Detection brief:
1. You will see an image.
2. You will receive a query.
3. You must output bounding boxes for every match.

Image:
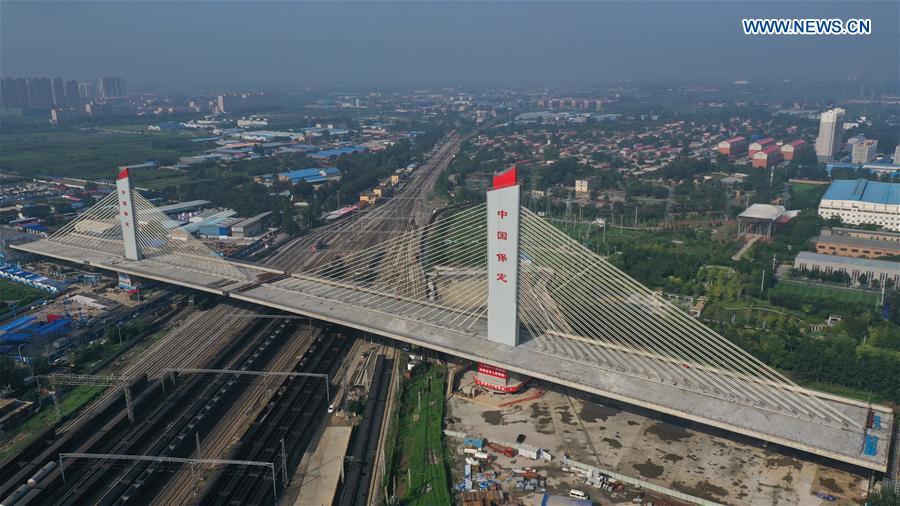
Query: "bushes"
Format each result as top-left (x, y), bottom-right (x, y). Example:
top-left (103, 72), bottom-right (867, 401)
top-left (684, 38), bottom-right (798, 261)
top-left (723, 326), bottom-right (900, 403)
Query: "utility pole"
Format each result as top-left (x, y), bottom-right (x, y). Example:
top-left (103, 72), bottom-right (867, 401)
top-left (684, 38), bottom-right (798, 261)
top-left (760, 270), bottom-right (766, 293)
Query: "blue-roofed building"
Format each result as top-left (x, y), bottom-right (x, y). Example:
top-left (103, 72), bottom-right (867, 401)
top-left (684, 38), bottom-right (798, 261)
top-left (275, 167), bottom-right (342, 185)
top-left (308, 146), bottom-right (368, 159)
top-left (818, 179), bottom-right (900, 232)
top-left (0, 263), bottom-right (65, 294)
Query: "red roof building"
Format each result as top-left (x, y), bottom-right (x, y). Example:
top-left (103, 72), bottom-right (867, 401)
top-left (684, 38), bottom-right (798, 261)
top-left (780, 139), bottom-right (807, 161)
top-left (717, 136), bottom-right (747, 156)
top-left (752, 145), bottom-right (782, 168)
top-left (749, 137), bottom-right (776, 156)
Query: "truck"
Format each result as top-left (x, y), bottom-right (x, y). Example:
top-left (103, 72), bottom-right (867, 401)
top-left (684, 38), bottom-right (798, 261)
top-left (487, 442), bottom-right (516, 458)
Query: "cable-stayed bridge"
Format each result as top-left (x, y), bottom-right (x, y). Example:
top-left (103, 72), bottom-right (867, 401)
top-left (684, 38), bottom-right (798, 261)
top-left (13, 168), bottom-right (893, 472)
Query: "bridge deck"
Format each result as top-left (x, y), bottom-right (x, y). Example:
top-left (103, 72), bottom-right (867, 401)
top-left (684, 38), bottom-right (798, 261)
top-left (14, 239), bottom-right (893, 472)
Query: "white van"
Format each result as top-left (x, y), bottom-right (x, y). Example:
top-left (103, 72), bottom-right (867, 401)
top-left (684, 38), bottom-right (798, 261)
top-left (569, 489), bottom-right (589, 500)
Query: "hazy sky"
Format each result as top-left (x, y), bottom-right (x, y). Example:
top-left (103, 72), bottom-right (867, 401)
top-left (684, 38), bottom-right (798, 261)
top-left (2, 1), bottom-right (898, 90)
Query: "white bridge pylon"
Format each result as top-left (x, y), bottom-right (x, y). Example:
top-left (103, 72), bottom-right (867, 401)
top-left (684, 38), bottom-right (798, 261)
top-left (43, 169), bottom-right (859, 429)
top-left (47, 171), bottom-right (247, 281)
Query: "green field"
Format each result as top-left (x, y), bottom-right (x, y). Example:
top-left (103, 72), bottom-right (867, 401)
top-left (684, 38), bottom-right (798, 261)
top-left (773, 280), bottom-right (881, 306)
top-left (0, 385), bottom-right (104, 461)
top-left (0, 129), bottom-right (203, 179)
top-left (388, 362), bottom-right (451, 505)
top-left (0, 279), bottom-right (46, 308)
top-left (790, 183), bottom-right (827, 210)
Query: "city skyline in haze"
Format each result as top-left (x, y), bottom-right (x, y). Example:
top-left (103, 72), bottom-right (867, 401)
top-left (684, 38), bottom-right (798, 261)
top-left (2, 1), bottom-right (898, 91)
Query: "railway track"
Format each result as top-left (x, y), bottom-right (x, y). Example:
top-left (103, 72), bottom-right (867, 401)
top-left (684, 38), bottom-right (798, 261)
top-left (151, 323), bottom-right (321, 506)
top-left (263, 132), bottom-right (465, 272)
top-left (198, 330), bottom-right (350, 505)
top-left (59, 302), bottom-right (263, 434)
top-left (9, 316), bottom-right (290, 505)
top-left (337, 354), bottom-right (394, 506)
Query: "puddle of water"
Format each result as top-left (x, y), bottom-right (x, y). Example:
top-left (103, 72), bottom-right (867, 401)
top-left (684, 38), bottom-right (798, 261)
top-left (580, 403), bottom-right (620, 423)
top-left (765, 454), bottom-right (802, 470)
top-left (673, 479), bottom-right (730, 501)
top-left (602, 437), bottom-right (622, 449)
top-left (482, 410), bottom-right (503, 425)
top-left (817, 477), bottom-right (845, 494)
top-left (633, 460), bottom-right (664, 479)
top-left (645, 422), bottom-right (691, 442)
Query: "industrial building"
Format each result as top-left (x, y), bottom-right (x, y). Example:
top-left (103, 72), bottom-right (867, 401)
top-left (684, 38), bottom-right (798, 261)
top-left (793, 251), bottom-right (900, 287)
top-left (748, 137), bottom-right (775, 156)
top-left (818, 179), bottom-right (900, 232)
top-left (0, 263), bottom-right (65, 294)
top-left (815, 227), bottom-right (900, 259)
top-left (780, 139), bottom-right (806, 161)
top-left (751, 145), bottom-right (782, 168)
top-left (308, 146), bottom-right (368, 159)
top-left (716, 136), bottom-right (747, 157)
top-left (231, 212), bottom-right (272, 238)
top-left (274, 167), bottom-right (342, 185)
top-left (815, 108), bottom-right (845, 162)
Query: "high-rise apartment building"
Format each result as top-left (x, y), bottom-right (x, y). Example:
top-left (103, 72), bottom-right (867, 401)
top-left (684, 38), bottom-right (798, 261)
top-left (26, 77), bottom-right (54, 108)
top-left (0, 78), bottom-right (30, 108)
top-left (78, 81), bottom-right (96, 100)
top-left (51, 77), bottom-right (66, 106)
top-left (851, 139), bottom-right (878, 164)
top-left (815, 108), bottom-right (845, 162)
top-left (98, 76), bottom-right (126, 98)
top-left (64, 80), bottom-right (80, 105)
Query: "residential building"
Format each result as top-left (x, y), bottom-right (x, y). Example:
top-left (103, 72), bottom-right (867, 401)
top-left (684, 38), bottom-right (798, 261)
top-left (26, 77), bottom-right (53, 108)
top-left (717, 136), bottom-right (747, 156)
top-left (818, 179), bottom-right (900, 232)
top-left (815, 227), bottom-right (900, 259)
top-left (51, 77), bottom-right (66, 107)
top-left (575, 179), bottom-right (589, 194)
top-left (752, 145), bottom-right (782, 168)
top-left (815, 108), bottom-right (845, 162)
top-left (98, 76), bottom-right (126, 98)
top-left (749, 137), bottom-right (776, 156)
top-left (781, 139), bottom-right (806, 161)
top-left (78, 81), bottom-right (96, 100)
top-left (1, 78), bottom-right (29, 108)
top-left (64, 80), bottom-right (80, 105)
top-left (851, 139), bottom-right (878, 164)
top-left (793, 251), bottom-right (899, 287)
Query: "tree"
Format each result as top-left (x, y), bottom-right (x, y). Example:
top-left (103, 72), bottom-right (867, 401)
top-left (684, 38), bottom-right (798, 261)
top-left (0, 357), bottom-right (25, 396)
top-left (868, 486), bottom-right (900, 506)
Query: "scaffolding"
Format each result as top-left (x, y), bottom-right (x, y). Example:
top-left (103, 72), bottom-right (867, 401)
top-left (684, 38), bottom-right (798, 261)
top-left (44, 373), bottom-right (134, 422)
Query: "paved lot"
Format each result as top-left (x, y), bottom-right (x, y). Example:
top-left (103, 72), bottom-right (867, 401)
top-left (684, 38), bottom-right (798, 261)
top-left (446, 376), bottom-right (869, 506)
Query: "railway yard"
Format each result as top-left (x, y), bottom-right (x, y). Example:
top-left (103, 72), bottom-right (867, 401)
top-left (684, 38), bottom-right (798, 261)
top-left (0, 132), bottom-right (465, 505)
top-left (4, 128), bottom-right (895, 506)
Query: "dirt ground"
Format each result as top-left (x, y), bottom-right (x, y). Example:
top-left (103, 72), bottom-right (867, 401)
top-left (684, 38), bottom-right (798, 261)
top-left (446, 375), bottom-right (870, 506)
